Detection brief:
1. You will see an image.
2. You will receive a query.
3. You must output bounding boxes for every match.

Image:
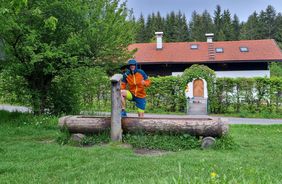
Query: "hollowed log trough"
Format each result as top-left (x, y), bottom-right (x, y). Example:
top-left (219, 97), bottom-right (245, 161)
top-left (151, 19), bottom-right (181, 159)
top-left (59, 116), bottom-right (229, 137)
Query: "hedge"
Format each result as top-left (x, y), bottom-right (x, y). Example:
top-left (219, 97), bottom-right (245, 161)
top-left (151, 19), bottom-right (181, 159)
top-left (1, 68), bottom-right (281, 115)
top-left (209, 77), bottom-right (282, 114)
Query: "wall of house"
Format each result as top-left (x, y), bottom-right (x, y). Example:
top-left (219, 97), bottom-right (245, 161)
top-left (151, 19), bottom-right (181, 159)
top-left (172, 70), bottom-right (270, 78)
top-left (215, 70), bottom-right (270, 78)
top-left (140, 62), bottom-right (269, 77)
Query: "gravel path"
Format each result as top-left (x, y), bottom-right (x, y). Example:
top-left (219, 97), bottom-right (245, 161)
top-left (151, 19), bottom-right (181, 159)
top-left (128, 113), bottom-right (282, 125)
top-left (1, 105), bottom-right (281, 125)
top-left (0, 104), bottom-right (31, 113)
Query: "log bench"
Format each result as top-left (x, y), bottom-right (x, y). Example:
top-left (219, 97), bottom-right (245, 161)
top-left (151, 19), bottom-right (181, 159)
top-left (59, 116), bottom-right (228, 137)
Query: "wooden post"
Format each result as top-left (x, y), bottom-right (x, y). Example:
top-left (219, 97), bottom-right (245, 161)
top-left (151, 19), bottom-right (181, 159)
top-left (110, 74), bottom-right (123, 141)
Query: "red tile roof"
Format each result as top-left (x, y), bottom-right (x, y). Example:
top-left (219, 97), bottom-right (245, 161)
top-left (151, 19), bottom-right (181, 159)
top-left (128, 39), bottom-right (282, 64)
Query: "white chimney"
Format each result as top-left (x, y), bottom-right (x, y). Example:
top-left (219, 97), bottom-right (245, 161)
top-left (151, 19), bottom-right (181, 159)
top-left (155, 32), bottom-right (163, 50)
top-left (205, 33), bottom-right (214, 43)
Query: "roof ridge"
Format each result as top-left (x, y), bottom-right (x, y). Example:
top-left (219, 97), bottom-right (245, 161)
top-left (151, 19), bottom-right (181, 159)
top-left (130, 39), bottom-right (275, 45)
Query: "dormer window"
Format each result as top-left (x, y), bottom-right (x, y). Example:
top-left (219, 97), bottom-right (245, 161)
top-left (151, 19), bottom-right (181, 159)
top-left (215, 48), bottom-right (224, 53)
top-left (190, 44), bottom-right (198, 49)
top-left (240, 47), bottom-right (249, 52)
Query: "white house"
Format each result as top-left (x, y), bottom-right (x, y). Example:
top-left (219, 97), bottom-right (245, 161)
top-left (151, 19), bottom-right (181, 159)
top-left (128, 33), bottom-right (282, 99)
top-left (128, 33), bottom-right (282, 114)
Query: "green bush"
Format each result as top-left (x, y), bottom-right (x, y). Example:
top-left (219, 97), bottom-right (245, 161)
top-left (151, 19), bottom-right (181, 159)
top-left (0, 69), bottom-right (31, 105)
top-left (210, 77), bottom-right (282, 114)
top-left (123, 132), bottom-right (201, 151)
top-left (146, 76), bottom-right (186, 113)
top-left (77, 67), bottom-right (111, 111)
top-left (47, 67), bottom-right (111, 115)
top-left (1, 63), bottom-right (281, 116)
top-left (270, 62), bottom-right (282, 77)
top-left (48, 69), bottom-right (81, 115)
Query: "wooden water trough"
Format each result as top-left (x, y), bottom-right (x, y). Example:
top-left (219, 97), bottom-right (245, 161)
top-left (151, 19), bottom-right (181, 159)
top-left (58, 74), bottom-right (229, 142)
top-left (59, 116), bottom-right (229, 137)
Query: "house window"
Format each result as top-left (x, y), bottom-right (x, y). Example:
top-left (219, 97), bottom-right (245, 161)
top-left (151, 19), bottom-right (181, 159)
top-left (240, 47), bottom-right (249, 52)
top-left (215, 48), bottom-right (224, 53)
top-left (190, 44), bottom-right (198, 49)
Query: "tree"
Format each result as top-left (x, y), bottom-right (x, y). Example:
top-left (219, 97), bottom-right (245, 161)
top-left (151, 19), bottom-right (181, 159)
top-left (146, 11), bottom-right (165, 42)
top-left (232, 14), bottom-right (240, 40)
top-left (270, 62), bottom-right (282, 77)
top-left (145, 14), bottom-right (153, 41)
top-left (163, 11), bottom-right (189, 42)
top-left (165, 11), bottom-right (178, 42)
top-left (259, 5), bottom-right (277, 39)
top-left (155, 11), bottom-right (164, 32)
top-left (189, 10), bottom-right (214, 41)
top-left (178, 12), bottom-right (190, 41)
top-left (275, 13), bottom-right (282, 48)
top-left (222, 10), bottom-right (233, 41)
top-left (0, 0), bottom-right (135, 114)
top-left (135, 14), bottom-right (146, 43)
top-left (214, 5), bottom-right (223, 41)
top-left (240, 12), bottom-right (261, 40)
top-left (202, 10), bottom-right (215, 35)
top-left (189, 11), bottom-right (202, 41)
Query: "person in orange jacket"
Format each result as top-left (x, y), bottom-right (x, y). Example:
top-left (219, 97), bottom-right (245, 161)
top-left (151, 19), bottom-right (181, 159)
top-left (121, 59), bottom-right (151, 117)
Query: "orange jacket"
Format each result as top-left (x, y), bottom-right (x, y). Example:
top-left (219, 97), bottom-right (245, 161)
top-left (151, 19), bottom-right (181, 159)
top-left (121, 69), bottom-right (150, 98)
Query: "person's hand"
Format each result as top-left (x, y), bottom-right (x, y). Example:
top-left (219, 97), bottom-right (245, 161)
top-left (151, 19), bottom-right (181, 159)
top-left (141, 80), bottom-right (145, 85)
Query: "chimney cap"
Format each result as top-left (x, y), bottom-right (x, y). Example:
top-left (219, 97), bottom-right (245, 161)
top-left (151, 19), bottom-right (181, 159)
top-left (155, 32), bottom-right (163, 35)
top-left (205, 33), bottom-right (214, 37)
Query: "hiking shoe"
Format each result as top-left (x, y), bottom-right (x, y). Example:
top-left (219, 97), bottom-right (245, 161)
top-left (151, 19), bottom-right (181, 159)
top-left (121, 110), bottom-right (127, 117)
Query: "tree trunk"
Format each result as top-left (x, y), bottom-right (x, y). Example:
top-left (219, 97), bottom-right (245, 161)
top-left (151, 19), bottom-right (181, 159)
top-left (59, 116), bottom-right (229, 137)
top-left (26, 72), bottom-right (53, 115)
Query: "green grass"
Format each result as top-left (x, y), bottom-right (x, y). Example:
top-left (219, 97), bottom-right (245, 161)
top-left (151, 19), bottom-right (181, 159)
top-left (1, 111), bottom-right (282, 183)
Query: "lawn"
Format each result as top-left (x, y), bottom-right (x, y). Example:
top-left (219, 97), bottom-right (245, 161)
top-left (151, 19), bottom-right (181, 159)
top-left (0, 111), bottom-right (282, 183)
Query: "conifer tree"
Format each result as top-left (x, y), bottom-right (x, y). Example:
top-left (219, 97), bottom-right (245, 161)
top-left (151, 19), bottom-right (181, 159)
top-left (240, 12), bottom-right (261, 40)
top-left (222, 10), bottom-right (233, 41)
top-left (259, 5), bottom-right (277, 39)
top-left (214, 5), bottom-right (223, 41)
top-left (232, 14), bottom-right (240, 40)
top-left (135, 14), bottom-right (146, 43)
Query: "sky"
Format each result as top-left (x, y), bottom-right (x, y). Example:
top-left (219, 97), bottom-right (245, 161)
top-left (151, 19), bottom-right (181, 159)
top-left (125, 0), bottom-right (282, 22)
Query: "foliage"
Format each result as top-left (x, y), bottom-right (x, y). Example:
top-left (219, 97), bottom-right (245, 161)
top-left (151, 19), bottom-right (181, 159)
top-left (0, 66), bottom-right (111, 115)
top-left (214, 134), bottom-right (238, 150)
top-left (146, 76), bottom-right (186, 113)
top-left (210, 77), bottom-right (282, 114)
top-left (270, 62), bottom-right (282, 77)
top-left (123, 133), bottom-right (201, 151)
top-left (146, 74), bottom-right (281, 115)
top-left (49, 66), bottom-right (111, 115)
top-left (48, 69), bottom-right (81, 115)
top-left (76, 67), bottom-right (111, 112)
top-left (165, 11), bottom-right (189, 42)
top-left (0, 69), bottom-right (31, 105)
top-left (135, 11), bottom-right (189, 42)
top-left (189, 11), bottom-right (214, 41)
top-left (0, 0), bottom-right (134, 114)
top-left (57, 127), bottom-right (237, 152)
top-left (56, 126), bottom-right (71, 145)
top-left (135, 14), bottom-right (146, 43)
top-left (182, 64), bottom-right (216, 85)
top-left (57, 129), bottom-right (111, 146)
top-left (133, 5), bottom-right (282, 48)
top-left (40, 66), bottom-right (281, 116)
